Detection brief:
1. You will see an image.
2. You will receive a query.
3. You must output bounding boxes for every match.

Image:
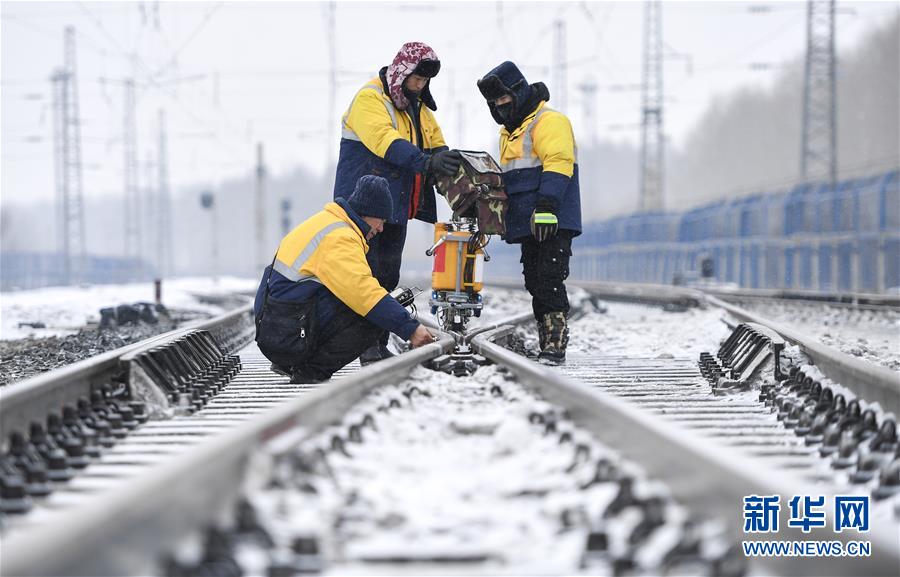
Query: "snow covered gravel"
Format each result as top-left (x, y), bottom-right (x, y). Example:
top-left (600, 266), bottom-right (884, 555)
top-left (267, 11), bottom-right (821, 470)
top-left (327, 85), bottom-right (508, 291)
top-left (1, 276), bottom-right (257, 341)
top-left (496, 287), bottom-right (732, 361)
top-left (0, 277), bottom-right (257, 386)
top-left (0, 321), bottom-right (180, 387)
top-left (725, 299), bottom-right (900, 372)
top-left (235, 364), bottom-right (730, 575)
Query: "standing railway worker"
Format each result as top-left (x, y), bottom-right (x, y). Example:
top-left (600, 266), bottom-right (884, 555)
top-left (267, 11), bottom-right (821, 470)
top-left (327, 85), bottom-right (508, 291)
top-left (254, 175), bottom-right (435, 384)
top-left (476, 61), bottom-right (582, 365)
top-left (334, 41), bottom-right (462, 365)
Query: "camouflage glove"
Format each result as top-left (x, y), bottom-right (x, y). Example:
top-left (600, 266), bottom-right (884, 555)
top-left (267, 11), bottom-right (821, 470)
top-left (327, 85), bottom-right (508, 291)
top-left (530, 201), bottom-right (558, 242)
top-left (426, 150), bottom-right (463, 178)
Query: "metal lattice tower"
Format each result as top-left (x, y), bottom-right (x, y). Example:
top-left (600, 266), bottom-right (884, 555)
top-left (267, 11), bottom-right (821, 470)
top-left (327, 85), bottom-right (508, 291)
top-left (255, 142), bottom-right (267, 273)
top-left (577, 76), bottom-right (598, 147)
top-left (51, 26), bottom-right (87, 285)
top-left (156, 109), bottom-right (173, 278)
top-left (801, 0), bottom-right (837, 186)
top-left (553, 19), bottom-right (567, 112)
top-left (123, 78), bottom-right (141, 272)
top-left (639, 0), bottom-right (665, 212)
top-left (280, 198), bottom-right (292, 237)
top-left (143, 151), bottom-right (155, 268)
top-left (326, 1), bottom-right (336, 175)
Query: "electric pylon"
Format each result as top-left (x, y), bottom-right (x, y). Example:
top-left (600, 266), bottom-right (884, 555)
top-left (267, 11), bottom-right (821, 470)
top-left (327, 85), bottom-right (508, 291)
top-left (639, 0), bottom-right (665, 212)
top-left (801, 0), bottom-right (837, 186)
top-left (51, 26), bottom-right (87, 284)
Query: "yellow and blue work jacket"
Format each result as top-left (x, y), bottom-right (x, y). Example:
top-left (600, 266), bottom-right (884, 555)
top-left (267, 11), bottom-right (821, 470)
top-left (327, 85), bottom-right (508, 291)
top-left (253, 199), bottom-right (419, 339)
top-left (333, 71), bottom-right (448, 225)
top-left (498, 101), bottom-right (582, 242)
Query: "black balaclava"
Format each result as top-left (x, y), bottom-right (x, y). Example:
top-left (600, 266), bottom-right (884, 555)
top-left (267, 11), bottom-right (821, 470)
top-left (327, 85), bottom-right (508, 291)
top-left (477, 61), bottom-right (550, 132)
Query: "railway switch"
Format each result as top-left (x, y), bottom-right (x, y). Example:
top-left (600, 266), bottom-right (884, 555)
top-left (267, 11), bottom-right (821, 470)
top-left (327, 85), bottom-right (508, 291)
top-left (699, 322), bottom-right (785, 392)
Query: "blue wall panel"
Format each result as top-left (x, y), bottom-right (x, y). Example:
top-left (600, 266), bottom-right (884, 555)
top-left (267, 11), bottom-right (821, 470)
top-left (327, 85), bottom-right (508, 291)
top-left (506, 169), bottom-right (898, 293)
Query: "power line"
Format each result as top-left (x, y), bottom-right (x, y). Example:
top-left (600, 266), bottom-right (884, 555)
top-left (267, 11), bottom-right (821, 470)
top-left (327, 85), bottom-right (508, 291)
top-left (75, 0), bottom-right (246, 165)
top-left (149, 2), bottom-right (224, 82)
top-left (1, 14), bottom-right (114, 57)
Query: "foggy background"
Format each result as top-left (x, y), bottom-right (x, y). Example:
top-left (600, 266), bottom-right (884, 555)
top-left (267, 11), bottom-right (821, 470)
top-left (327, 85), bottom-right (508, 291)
top-left (1, 1), bottom-right (898, 282)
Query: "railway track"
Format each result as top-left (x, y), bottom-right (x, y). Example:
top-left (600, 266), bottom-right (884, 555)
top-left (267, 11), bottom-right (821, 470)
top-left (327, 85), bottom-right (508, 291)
top-left (1, 284), bottom-right (898, 576)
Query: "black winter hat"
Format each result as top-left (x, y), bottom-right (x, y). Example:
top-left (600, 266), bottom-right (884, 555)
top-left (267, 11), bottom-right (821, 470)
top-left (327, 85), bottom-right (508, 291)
top-left (477, 61), bottom-right (532, 108)
top-left (348, 175), bottom-right (393, 220)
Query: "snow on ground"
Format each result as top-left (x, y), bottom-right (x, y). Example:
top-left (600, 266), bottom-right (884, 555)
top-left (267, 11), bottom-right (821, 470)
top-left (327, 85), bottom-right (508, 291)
top-left (470, 287), bottom-right (897, 377)
top-left (568, 298), bottom-right (731, 360)
top-left (0, 276), bottom-right (258, 340)
top-left (478, 285), bottom-right (732, 360)
top-left (241, 364), bottom-right (712, 575)
top-left (732, 300), bottom-right (900, 372)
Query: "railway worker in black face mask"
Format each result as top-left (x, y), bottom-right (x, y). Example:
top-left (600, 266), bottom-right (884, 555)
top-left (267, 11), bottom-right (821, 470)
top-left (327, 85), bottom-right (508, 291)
top-left (477, 61), bottom-right (583, 365)
top-left (254, 175), bottom-right (435, 384)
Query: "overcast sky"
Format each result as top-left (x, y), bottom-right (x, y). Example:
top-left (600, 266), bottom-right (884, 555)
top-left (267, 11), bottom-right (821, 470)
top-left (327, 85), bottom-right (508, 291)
top-left (2, 0), bottom-right (895, 206)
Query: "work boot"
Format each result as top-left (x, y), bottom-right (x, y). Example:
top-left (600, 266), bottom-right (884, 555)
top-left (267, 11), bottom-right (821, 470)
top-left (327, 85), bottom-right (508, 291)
top-left (359, 344), bottom-right (395, 366)
top-left (538, 312), bottom-right (568, 365)
top-left (290, 368), bottom-right (323, 385)
top-left (537, 319), bottom-right (548, 351)
top-left (269, 363), bottom-right (292, 378)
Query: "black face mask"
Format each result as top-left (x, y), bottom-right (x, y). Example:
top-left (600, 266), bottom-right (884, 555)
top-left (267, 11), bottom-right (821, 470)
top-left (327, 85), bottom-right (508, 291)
top-left (489, 101), bottom-right (515, 126)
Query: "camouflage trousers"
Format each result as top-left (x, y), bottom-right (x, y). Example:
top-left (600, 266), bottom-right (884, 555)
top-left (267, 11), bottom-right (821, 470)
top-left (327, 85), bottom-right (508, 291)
top-left (519, 230), bottom-right (574, 321)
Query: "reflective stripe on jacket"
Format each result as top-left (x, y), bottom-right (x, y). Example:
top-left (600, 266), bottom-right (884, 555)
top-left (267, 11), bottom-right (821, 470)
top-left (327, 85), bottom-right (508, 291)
top-left (272, 202), bottom-right (386, 318)
top-left (334, 75), bottom-right (447, 225)
top-left (497, 101), bottom-right (582, 242)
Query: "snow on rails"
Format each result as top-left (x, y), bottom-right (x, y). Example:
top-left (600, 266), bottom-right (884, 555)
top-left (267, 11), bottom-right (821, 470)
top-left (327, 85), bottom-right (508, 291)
top-left (0, 283), bottom-right (898, 576)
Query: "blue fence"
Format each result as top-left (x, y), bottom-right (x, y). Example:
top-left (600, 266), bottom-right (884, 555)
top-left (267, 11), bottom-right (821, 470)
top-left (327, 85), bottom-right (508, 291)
top-left (0, 253), bottom-right (153, 291)
top-left (488, 169), bottom-right (900, 294)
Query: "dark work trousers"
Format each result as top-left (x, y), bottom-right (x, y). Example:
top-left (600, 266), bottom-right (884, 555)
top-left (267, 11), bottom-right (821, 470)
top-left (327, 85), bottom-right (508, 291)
top-left (365, 222), bottom-right (407, 347)
top-left (520, 230), bottom-right (574, 321)
top-left (296, 299), bottom-right (382, 381)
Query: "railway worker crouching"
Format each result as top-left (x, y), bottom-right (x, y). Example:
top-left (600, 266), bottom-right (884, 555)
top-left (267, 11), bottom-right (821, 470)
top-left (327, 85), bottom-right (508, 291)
top-left (477, 61), bottom-right (582, 365)
top-left (334, 40), bottom-right (463, 365)
top-left (254, 175), bottom-right (435, 384)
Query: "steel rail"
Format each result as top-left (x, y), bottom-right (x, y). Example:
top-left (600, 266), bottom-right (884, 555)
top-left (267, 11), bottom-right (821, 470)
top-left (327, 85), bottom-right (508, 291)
top-left (488, 277), bottom-right (705, 308)
top-left (416, 309), bottom-right (535, 344)
top-left (0, 305), bottom-right (254, 444)
top-left (484, 280), bottom-right (898, 415)
top-left (1, 332), bottom-right (456, 577)
top-left (702, 286), bottom-right (900, 310)
top-left (706, 295), bottom-right (900, 416)
top-left (461, 311), bottom-right (535, 343)
top-left (470, 326), bottom-right (900, 577)
top-left (481, 280), bottom-right (898, 406)
top-left (4, 282), bottom-right (896, 575)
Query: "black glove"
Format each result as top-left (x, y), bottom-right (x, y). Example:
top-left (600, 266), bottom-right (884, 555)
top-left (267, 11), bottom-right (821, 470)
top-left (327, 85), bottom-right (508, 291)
top-left (427, 149), bottom-right (463, 177)
top-left (530, 199), bottom-right (558, 242)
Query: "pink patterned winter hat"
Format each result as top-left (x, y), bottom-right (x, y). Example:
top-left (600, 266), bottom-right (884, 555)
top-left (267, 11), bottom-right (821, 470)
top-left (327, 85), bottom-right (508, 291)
top-left (386, 42), bottom-right (440, 111)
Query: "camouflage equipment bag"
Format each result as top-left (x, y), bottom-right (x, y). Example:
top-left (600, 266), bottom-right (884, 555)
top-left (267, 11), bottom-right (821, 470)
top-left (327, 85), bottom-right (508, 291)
top-left (435, 150), bottom-right (508, 236)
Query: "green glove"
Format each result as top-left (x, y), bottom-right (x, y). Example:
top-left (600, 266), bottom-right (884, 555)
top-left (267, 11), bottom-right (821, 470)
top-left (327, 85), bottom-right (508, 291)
top-left (530, 209), bottom-right (558, 242)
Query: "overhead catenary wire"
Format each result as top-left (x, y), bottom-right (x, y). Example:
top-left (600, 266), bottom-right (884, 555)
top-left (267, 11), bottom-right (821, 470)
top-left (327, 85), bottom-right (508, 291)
top-left (74, 0), bottom-right (247, 165)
